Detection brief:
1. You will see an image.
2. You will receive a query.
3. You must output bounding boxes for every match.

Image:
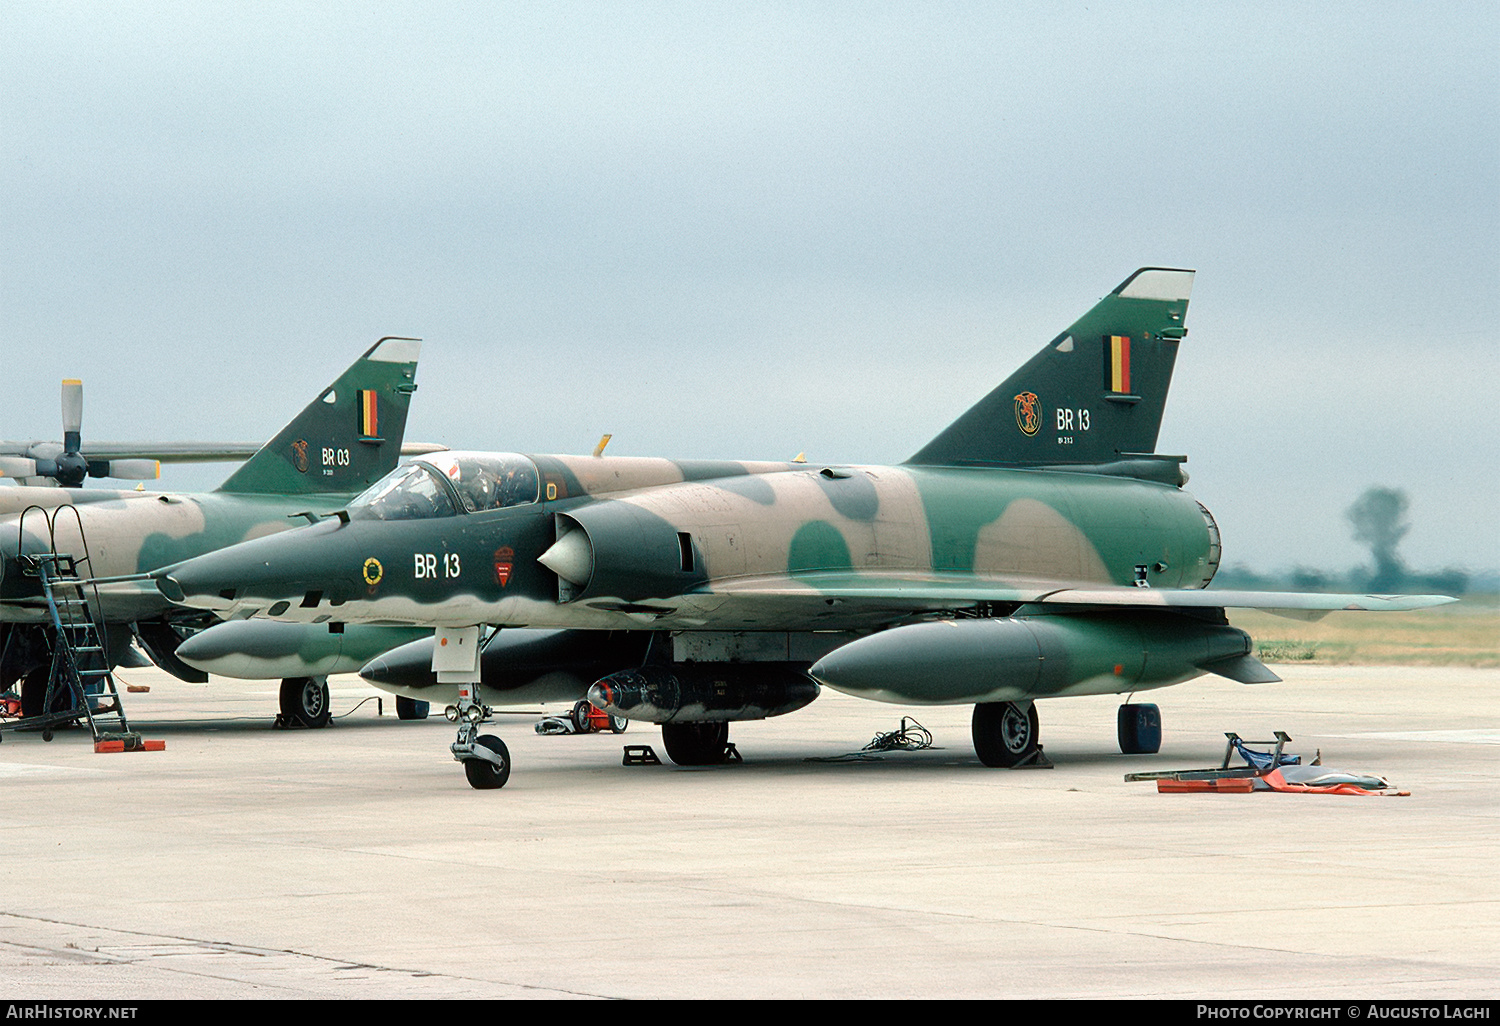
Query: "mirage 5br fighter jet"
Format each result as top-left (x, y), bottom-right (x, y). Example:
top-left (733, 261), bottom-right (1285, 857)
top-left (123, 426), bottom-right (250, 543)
top-left (154, 270), bottom-right (1454, 788)
top-left (0, 337), bottom-right (430, 728)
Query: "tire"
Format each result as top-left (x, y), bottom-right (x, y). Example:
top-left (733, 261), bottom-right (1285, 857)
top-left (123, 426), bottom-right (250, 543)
top-left (280, 677), bottom-right (331, 729)
top-left (396, 696), bottom-right (430, 721)
top-left (463, 734), bottom-right (511, 789)
top-left (572, 699), bottom-right (594, 733)
top-left (609, 715), bottom-right (628, 734)
top-left (661, 721), bottom-right (729, 766)
top-left (972, 701), bottom-right (1040, 768)
top-left (1117, 703), bottom-right (1162, 754)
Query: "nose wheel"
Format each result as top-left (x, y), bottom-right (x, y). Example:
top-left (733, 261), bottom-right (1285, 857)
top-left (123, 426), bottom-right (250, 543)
top-left (449, 697), bottom-right (510, 789)
top-left (461, 733), bottom-right (511, 789)
top-left (435, 626), bottom-right (513, 789)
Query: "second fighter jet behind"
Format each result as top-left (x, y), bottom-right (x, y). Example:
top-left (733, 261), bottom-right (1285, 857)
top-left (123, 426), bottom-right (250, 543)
top-left (154, 269), bottom-right (1454, 786)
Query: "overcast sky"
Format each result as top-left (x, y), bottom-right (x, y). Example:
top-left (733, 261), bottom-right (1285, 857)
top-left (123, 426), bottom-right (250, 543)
top-left (3, 2), bottom-right (1495, 576)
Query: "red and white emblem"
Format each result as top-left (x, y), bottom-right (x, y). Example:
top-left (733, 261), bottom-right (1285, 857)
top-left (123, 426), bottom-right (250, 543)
top-left (493, 546), bottom-right (515, 587)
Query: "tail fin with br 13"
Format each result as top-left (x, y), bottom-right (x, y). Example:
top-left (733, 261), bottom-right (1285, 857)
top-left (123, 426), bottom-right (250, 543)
top-left (906, 267), bottom-right (1193, 470)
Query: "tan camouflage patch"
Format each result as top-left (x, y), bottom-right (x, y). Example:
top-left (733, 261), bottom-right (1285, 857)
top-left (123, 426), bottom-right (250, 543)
top-left (973, 498), bottom-right (1111, 583)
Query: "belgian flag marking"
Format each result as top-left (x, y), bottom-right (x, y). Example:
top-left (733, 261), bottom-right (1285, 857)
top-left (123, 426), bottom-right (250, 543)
top-left (358, 389), bottom-right (380, 440)
top-left (1104, 335), bottom-right (1131, 394)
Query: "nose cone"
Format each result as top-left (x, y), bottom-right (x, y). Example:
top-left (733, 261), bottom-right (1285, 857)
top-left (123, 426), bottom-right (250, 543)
top-left (154, 519), bottom-right (357, 619)
top-left (809, 632), bottom-right (906, 695)
top-left (585, 676), bottom-right (626, 716)
top-left (177, 619), bottom-right (347, 679)
top-left (810, 620), bottom-right (1040, 704)
top-left (360, 636), bottom-right (437, 690)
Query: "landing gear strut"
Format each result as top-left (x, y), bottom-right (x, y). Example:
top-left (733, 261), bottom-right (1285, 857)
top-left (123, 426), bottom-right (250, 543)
top-left (453, 705), bottom-right (510, 789)
top-left (449, 692), bottom-right (510, 788)
top-left (436, 627), bottom-right (510, 790)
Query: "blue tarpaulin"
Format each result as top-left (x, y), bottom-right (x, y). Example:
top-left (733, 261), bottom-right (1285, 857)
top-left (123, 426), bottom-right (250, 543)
top-left (1232, 738), bottom-right (1301, 769)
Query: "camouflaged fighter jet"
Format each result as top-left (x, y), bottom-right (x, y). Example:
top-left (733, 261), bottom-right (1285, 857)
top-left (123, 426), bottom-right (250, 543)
top-left (153, 269), bottom-right (1455, 788)
top-left (0, 337), bottom-right (429, 727)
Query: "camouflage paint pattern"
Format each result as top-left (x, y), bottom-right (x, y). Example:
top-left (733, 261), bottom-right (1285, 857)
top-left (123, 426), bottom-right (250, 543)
top-left (175, 620), bottom-right (433, 680)
top-left (0, 338), bottom-right (422, 686)
top-left (156, 271), bottom-right (1454, 714)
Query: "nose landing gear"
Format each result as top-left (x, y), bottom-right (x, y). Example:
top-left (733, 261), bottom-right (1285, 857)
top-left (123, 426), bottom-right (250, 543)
top-left (436, 626), bottom-right (512, 790)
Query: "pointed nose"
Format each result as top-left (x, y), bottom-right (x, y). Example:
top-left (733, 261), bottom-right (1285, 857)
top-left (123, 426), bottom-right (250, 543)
top-left (152, 520), bottom-right (355, 619)
top-left (154, 545), bottom-right (277, 614)
top-left (359, 638), bottom-right (437, 689)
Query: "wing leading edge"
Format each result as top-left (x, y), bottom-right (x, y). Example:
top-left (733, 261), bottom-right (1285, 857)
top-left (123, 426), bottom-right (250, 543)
top-left (702, 572), bottom-right (1456, 621)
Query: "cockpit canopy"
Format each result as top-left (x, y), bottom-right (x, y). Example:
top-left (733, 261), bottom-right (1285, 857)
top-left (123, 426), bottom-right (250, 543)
top-left (348, 452), bottom-right (540, 521)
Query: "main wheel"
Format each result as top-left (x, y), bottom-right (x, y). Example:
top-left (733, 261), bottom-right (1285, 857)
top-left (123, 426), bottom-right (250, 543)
top-left (661, 721), bottom-right (729, 766)
top-left (1117, 703), bottom-right (1162, 754)
top-left (463, 734), bottom-right (511, 789)
top-left (396, 696), bottom-right (430, 721)
top-left (279, 677), bottom-right (331, 729)
top-left (972, 700), bottom-right (1040, 768)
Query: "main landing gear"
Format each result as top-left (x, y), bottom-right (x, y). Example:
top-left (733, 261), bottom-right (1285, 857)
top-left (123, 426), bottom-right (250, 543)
top-left (279, 677), bottom-right (331, 729)
top-left (971, 700), bottom-right (1043, 767)
top-left (660, 721), bottom-right (731, 766)
top-left (1117, 702), bottom-right (1161, 754)
top-left (971, 699), bottom-right (1165, 767)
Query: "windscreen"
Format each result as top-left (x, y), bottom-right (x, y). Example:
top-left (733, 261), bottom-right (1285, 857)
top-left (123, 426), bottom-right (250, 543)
top-left (347, 462), bottom-right (459, 521)
top-left (347, 452), bottom-right (541, 521)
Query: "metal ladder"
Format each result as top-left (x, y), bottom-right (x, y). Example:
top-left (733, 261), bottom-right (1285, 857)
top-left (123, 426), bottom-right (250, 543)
top-left (38, 553), bottom-right (139, 745)
top-left (0, 505), bottom-right (143, 748)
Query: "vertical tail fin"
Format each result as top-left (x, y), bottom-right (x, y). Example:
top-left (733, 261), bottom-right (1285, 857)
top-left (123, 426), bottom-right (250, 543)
top-left (217, 337), bottom-right (421, 495)
top-left (906, 268), bottom-right (1193, 468)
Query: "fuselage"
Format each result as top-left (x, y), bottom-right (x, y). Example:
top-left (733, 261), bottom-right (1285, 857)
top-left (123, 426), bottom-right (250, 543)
top-left (0, 486), bottom-right (359, 623)
top-left (158, 452), bottom-right (1219, 634)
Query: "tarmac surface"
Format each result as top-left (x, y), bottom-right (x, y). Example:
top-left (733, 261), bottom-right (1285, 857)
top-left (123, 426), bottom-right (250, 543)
top-left (0, 663), bottom-right (1495, 1000)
